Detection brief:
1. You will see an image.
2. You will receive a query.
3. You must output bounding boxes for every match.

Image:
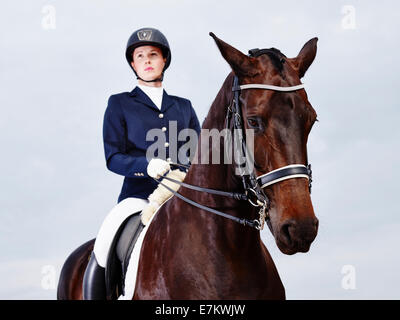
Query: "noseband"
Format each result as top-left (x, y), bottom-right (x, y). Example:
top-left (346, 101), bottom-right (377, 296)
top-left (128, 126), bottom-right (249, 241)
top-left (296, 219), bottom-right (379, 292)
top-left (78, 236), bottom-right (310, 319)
top-left (153, 49), bottom-right (313, 230)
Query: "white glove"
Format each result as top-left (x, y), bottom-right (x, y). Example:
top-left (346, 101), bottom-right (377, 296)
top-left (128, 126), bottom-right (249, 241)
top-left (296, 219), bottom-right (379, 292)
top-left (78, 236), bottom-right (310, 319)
top-left (147, 158), bottom-right (170, 178)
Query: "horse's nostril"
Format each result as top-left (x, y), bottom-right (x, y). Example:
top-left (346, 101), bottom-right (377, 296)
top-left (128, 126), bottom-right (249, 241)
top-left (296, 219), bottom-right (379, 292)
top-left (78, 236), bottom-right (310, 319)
top-left (279, 217), bottom-right (318, 250)
top-left (313, 218), bottom-right (319, 230)
top-left (280, 220), bottom-right (296, 246)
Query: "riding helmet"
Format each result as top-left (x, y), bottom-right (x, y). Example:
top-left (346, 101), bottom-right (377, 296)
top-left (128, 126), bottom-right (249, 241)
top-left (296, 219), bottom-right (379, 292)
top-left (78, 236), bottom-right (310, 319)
top-left (125, 27), bottom-right (171, 75)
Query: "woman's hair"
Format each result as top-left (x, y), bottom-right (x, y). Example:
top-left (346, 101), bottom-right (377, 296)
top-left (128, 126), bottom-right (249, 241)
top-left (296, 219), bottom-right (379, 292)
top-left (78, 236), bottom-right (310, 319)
top-left (131, 44), bottom-right (167, 61)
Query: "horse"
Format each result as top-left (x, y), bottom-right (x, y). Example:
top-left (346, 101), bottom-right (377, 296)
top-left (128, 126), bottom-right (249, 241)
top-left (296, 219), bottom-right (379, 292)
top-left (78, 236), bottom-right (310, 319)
top-left (57, 32), bottom-right (319, 300)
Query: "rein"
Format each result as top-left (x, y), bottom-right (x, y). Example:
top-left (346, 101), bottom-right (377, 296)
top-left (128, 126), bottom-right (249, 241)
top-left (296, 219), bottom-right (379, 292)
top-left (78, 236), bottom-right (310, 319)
top-left (153, 174), bottom-right (260, 229)
top-left (152, 49), bottom-right (313, 230)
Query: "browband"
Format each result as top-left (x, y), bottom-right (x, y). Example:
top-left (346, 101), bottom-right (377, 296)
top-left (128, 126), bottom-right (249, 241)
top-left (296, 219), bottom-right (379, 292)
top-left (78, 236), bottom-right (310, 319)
top-left (233, 83), bottom-right (305, 92)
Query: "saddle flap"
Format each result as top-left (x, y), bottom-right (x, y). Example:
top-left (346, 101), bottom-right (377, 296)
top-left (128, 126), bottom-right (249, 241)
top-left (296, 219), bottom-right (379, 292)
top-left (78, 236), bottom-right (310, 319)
top-left (105, 212), bottom-right (144, 300)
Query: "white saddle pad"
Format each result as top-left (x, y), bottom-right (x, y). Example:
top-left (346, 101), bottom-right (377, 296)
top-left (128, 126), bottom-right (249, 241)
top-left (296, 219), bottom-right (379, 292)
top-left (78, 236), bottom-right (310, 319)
top-left (118, 200), bottom-right (168, 300)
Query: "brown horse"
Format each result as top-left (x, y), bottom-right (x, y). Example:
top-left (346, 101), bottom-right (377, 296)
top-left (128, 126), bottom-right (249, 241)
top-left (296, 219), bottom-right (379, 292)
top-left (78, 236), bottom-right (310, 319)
top-left (58, 33), bottom-right (319, 300)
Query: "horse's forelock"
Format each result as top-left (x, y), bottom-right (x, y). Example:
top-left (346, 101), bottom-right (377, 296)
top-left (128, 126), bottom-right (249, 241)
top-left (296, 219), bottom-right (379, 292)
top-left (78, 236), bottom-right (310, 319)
top-left (258, 48), bottom-right (287, 73)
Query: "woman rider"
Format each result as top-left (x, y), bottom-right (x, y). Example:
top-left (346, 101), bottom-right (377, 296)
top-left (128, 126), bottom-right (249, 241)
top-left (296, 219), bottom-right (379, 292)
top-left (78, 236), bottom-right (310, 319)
top-left (82, 27), bottom-right (201, 299)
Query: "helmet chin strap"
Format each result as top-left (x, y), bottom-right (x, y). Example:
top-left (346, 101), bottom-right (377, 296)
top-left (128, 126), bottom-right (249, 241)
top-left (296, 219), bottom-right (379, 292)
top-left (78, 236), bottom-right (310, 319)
top-left (136, 72), bottom-right (164, 83)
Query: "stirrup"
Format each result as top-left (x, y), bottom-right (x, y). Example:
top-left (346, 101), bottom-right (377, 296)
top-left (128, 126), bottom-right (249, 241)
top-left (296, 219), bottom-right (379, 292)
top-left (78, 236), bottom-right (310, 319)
top-left (83, 252), bottom-right (106, 300)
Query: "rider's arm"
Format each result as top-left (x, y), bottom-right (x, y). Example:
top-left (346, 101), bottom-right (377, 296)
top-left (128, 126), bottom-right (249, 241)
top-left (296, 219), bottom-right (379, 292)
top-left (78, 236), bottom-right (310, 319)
top-left (103, 95), bottom-right (149, 178)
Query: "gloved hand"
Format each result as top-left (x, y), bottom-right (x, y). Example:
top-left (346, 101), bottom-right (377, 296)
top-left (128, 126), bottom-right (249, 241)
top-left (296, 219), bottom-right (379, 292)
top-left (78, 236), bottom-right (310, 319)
top-left (147, 158), bottom-right (170, 178)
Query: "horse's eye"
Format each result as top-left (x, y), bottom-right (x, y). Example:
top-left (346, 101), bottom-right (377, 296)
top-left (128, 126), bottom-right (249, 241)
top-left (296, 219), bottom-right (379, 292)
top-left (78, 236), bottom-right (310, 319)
top-left (247, 118), bottom-right (259, 128)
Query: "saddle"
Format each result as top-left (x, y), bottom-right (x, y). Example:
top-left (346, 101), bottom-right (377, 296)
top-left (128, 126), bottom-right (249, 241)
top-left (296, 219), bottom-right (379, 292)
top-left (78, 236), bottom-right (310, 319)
top-left (104, 169), bottom-right (187, 300)
top-left (105, 212), bottom-right (144, 300)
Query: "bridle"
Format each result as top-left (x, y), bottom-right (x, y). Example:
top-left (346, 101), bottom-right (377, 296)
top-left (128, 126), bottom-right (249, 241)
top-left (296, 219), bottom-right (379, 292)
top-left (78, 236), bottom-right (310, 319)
top-left (153, 49), bottom-right (313, 230)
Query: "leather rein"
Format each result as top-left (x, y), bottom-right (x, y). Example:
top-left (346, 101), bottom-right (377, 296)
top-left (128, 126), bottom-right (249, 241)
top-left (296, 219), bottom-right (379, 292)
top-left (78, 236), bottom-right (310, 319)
top-left (153, 50), bottom-right (312, 230)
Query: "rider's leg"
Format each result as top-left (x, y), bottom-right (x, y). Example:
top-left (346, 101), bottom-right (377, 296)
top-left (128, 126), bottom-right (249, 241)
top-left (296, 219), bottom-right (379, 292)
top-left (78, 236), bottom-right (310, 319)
top-left (82, 197), bottom-right (148, 300)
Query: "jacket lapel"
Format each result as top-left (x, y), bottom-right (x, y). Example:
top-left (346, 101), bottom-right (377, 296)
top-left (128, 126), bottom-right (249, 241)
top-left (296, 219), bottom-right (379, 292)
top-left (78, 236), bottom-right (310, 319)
top-left (160, 90), bottom-right (175, 113)
top-left (129, 86), bottom-right (175, 113)
top-left (129, 86), bottom-right (159, 111)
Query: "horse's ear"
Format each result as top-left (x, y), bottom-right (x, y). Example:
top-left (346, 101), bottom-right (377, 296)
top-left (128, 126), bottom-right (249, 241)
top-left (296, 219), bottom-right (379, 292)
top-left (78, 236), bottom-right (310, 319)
top-left (288, 37), bottom-right (318, 78)
top-left (209, 32), bottom-right (259, 77)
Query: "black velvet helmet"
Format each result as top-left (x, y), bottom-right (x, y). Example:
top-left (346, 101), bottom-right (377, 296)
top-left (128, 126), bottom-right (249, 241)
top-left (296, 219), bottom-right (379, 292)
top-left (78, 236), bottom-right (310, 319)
top-left (125, 27), bottom-right (171, 75)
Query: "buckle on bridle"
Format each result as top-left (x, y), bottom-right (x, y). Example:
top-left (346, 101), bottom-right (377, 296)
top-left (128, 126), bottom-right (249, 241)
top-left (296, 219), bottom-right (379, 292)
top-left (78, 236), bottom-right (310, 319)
top-left (252, 201), bottom-right (268, 230)
top-left (307, 163), bottom-right (312, 194)
top-left (245, 188), bottom-right (269, 230)
top-left (246, 188), bottom-right (264, 207)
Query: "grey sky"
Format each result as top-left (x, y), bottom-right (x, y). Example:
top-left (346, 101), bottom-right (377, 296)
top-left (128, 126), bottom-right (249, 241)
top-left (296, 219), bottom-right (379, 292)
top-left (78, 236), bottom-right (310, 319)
top-left (0, 0), bottom-right (399, 299)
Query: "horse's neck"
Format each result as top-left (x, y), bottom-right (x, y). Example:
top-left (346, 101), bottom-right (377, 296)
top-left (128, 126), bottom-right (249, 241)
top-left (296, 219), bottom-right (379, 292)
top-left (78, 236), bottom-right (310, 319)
top-left (201, 73), bottom-right (233, 131)
top-left (177, 73), bottom-right (260, 248)
top-left (179, 163), bottom-right (261, 253)
top-left (184, 72), bottom-right (240, 203)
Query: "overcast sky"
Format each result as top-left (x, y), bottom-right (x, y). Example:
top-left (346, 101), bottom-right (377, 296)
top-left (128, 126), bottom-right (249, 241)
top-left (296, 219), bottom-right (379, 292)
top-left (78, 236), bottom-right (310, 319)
top-left (1, 0), bottom-right (399, 299)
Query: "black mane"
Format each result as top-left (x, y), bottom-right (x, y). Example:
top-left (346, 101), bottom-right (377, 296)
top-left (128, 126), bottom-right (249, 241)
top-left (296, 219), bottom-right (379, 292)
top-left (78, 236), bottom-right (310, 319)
top-left (251, 47), bottom-right (286, 73)
top-left (264, 48), bottom-right (286, 72)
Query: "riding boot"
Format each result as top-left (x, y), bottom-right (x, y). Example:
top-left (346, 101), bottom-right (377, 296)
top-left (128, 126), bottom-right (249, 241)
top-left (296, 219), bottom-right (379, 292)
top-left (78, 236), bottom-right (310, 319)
top-left (83, 252), bottom-right (106, 300)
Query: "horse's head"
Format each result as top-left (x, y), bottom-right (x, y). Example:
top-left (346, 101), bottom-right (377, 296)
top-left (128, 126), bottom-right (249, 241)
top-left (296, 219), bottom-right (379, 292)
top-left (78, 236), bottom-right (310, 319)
top-left (211, 33), bottom-right (319, 255)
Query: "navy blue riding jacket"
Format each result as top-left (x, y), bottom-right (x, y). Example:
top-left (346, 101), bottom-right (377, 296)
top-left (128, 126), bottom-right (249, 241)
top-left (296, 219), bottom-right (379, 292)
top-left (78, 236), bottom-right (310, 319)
top-left (103, 86), bottom-right (201, 203)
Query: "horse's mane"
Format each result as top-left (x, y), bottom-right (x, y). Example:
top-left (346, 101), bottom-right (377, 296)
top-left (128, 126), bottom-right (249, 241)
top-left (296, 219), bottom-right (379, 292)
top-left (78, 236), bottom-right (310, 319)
top-left (201, 72), bottom-right (235, 131)
top-left (262, 48), bottom-right (286, 72)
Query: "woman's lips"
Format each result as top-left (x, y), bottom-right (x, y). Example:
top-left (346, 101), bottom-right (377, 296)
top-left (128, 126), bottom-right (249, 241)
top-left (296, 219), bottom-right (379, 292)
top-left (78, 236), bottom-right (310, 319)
top-left (145, 67), bottom-right (154, 71)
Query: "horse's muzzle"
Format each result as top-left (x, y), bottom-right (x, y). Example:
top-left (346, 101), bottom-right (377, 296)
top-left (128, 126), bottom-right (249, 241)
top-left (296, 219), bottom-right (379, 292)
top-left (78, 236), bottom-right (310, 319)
top-left (276, 217), bottom-right (319, 255)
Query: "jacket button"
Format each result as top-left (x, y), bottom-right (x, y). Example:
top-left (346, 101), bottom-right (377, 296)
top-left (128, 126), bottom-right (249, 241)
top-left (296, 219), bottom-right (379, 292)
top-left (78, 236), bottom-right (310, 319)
top-left (164, 142), bottom-right (169, 147)
top-left (162, 127), bottom-right (167, 132)
top-left (159, 113), bottom-right (164, 118)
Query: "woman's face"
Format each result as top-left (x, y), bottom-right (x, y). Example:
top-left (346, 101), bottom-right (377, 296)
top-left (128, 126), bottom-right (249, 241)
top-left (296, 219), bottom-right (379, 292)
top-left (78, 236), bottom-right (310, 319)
top-left (131, 45), bottom-right (166, 82)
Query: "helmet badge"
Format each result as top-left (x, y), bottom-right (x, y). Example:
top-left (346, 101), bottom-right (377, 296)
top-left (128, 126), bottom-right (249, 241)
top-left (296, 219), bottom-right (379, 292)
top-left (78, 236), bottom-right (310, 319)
top-left (137, 30), bottom-right (152, 41)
